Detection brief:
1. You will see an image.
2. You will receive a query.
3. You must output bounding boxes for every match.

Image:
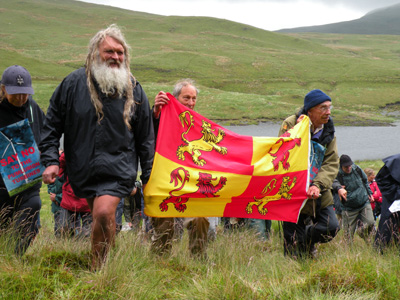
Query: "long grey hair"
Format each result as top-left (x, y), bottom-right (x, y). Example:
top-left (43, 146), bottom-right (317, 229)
top-left (85, 24), bottom-right (136, 130)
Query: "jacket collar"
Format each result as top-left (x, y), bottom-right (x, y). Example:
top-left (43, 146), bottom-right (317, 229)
top-left (312, 117), bottom-right (335, 146)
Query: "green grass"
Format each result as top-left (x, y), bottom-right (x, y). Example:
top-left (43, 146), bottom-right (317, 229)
top-left (1, 158), bottom-right (398, 299)
top-left (1, 0), bottom-right (400, 125)
top-left (1, 1), bottom-right (398, 298)
top-left (356, 160), bottom-right (385, 173)
top-left (2, 190), bottom-right (400, 299)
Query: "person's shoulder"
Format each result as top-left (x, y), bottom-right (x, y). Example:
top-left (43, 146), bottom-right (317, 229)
top-left (133, 78), bottom-right (144, 91)
top-left (132, 78), bottom-right (148, 102)
top-left (132, 76), bottom-right (140, 86)
top-left (282, 114), bottom-right (297, 125)
top-left (352, 164), bottom-right (365, 177)
top-left (278, 114), bottom-right (296, 134)
top-left (27, 95), bottom-right (39, 107)
top-left (71, 67), bottom-right (86, 77)
top-left (54, 68), bottom-right (87, 92)
top-left (279, 115), bottom-right (296, 131)
top-left (63, 67), bottom-right (86, 82)
top-left (26, 95), bottom-right (43, 112)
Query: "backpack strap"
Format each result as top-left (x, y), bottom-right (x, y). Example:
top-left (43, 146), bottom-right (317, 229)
top-left (356, 165), bottom-right (362, 180)
top-left (337, 172), bottom-right (344, 186)
top-left (355, 165), bottom-right (371, 196)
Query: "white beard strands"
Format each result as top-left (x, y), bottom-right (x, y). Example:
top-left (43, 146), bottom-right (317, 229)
top-left (91, 59), bottom-right (130, 98)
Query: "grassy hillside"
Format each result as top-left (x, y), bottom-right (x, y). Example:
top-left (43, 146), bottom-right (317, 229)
top-left (1, 0), bottom-right (400, 125)
top-left (277, 4), bottom-right (400, 35)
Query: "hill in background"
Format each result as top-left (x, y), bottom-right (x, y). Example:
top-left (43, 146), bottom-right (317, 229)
top-left (277, 3), bottom-right (400, 35)
top-left (1, 0), bottom-right (400, 125)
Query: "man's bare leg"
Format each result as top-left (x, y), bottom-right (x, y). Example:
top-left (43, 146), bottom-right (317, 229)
top-left (86, 195), bottom-right (121, 270)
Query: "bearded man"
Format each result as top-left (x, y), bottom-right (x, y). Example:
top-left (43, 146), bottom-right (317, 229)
top-left (39, 24), bottom-right (154, 269)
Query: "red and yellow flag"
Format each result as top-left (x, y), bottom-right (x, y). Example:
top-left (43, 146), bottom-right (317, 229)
top-left (144, 94), bottom-right (310, 223)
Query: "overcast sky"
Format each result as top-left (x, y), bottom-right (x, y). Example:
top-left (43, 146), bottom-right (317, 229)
top-left (78, 0), bottom-right (400, 31)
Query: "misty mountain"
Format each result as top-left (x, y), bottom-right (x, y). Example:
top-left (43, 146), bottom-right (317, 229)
top-left (276, 3), bottom-right (400, 35)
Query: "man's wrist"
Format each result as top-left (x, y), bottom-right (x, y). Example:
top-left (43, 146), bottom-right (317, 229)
top-left (153, 108), bottom-right (161, 119)
top-left (44, 162), bottom-right (59, 168)
top-left (310, 183), bottom-right (320, 190)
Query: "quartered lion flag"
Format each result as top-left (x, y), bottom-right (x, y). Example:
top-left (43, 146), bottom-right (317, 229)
top-left (144, 94), bottom-right (310, 223)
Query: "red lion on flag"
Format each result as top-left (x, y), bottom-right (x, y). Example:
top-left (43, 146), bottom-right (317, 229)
top-left (159, 167), bottom-right (227, 213)
top-left (269, 137), bottom-right (301, 171)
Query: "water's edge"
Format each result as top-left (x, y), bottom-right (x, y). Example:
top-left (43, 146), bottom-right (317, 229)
top-left (225, 122), bottom-right (400, 161)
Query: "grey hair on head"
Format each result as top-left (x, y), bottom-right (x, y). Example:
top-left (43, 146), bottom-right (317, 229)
top-left (85, 24), bottom-right (136, 130)
top-left (172, 78), bottom-right (199, 98)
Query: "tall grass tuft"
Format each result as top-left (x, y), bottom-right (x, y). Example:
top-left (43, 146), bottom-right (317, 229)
top-left (1, 178), bottom-right (400, 299)
top-left (1, 217), bottom-right (400, 299)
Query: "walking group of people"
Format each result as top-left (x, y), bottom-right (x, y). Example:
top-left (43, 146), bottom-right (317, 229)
top-left (1, 24), bottom-right (399, 270)
top-left (280, 90), bottom-right (399, 259)
top-left (47, 150), bottom-right (92, 238)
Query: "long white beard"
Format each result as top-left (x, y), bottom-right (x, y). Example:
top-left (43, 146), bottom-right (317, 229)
top-left (91, 60), bottom-right (130, 98)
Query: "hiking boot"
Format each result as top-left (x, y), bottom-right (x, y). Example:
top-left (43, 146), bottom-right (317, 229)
top-left (309, 244), bottom-right (318, 259)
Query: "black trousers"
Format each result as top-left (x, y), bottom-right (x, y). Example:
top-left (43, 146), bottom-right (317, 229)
top-left (283, 205), bottom-right (340, 257)
top-left (374, 198), bottom-right (400, 251)
top-left (0, 188), bottom-right (41, 255)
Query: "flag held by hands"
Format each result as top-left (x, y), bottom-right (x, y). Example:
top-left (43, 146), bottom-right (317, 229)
top-left (144, 94), bottom-right (310, 223)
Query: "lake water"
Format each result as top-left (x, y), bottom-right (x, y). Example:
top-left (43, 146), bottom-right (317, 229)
top-left (225, 122), bottom-right (400, 161)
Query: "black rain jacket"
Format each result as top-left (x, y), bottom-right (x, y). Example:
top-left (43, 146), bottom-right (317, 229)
top-left (376, 153), bottom-right (400, 205)
top-left (39, 68), bottom-right (154, 198)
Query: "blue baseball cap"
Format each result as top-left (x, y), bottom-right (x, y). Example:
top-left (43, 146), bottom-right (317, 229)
top-left (1, 65), bottom-right (34, 95)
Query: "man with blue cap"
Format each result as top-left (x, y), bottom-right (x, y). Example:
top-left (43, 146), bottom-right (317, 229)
top-left (278, 89), bottom-right (340, 259)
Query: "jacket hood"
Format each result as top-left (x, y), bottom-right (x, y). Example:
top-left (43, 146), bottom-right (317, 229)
top-left (382, 153), bottom-right (400, 183)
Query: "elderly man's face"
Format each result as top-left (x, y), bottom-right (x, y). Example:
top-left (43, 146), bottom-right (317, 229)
top-left (177, 85), bottom-right (197, 110)
top-left (307, 100), bottom-right (332, 128)
top-left (99, 36), bottom-right (125, 68)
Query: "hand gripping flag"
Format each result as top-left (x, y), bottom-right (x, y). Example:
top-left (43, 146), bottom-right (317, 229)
top-left (144, 94), bottom-right (310, 223)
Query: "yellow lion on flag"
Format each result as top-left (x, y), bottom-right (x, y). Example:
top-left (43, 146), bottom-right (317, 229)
top-left (176, 111), bottom-right (227, 166)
